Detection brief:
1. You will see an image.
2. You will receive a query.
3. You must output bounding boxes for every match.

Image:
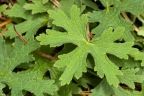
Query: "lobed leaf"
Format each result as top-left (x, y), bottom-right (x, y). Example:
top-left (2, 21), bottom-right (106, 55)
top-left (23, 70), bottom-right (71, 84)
top-left (90, 79), bottom-right (131, 96)
top-left (2, 0), bottom-right (144, 95)
top-left (0, 35), bottom-right (57, 95)
top-left (88, 8), bottom-right (134, 41)
top-left (118, 68), bottom-right (143, 89)
top-left (4, 13), bottom-right (48, 39)
top-left (4, 4), bottom-right (28, 19)
top-left (37, 5), bottom-right (136, 87)
top-left (23, 0), bottom-right (51, 14)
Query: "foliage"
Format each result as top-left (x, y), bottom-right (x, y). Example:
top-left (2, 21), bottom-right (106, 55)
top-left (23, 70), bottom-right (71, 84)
top-left (1, 0), bottom-right (144, 96)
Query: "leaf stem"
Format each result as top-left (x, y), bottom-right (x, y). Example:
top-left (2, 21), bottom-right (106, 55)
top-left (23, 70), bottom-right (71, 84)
top-left (86, 23), bottom-right (93, 42)
top-left (87, 69), bottom-right (100, 78)
top-left (13, 25), bottom-right (27, 44)
top-left (13, 25), bottom-right (58, 61)
top-left (35, 50), bottom-right (58, 60)
top-left (51, 0), bottom-right (61, 7)
top-left (0, 19), bottom-right (12, 28)
top-left (8, 0), bottom-right (14, 6)
top-left (0, 17), bottom-right (7, 21)
top-left (72, 92), bottom-right (90, 96)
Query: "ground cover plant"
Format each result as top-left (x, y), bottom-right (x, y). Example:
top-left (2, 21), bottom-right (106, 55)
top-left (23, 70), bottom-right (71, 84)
top-left (0, 0), bottom-right (144, 96)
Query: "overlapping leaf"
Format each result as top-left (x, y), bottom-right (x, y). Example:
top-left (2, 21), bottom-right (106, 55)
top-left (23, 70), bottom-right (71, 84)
top-left (0, 4), bottom-right (7, 14)
top-left (37, 5), bottom-right (137, 87)
top-left (88, 8), bottom-right (134, 41)
top-left (0, 35), bottom-right (57, 96)
top-left (23, 0), bottom-right (51, 14)
top-left (4, 4), bottom-right (28, 19)
top-left (2, 0), bottom-right (144, 95)
top-left (0, 83), bottom-right (5, 96)
top-left (88, 0), bottom-right (144, 41)
top-left (4, 4), bottom-right (48, 39)
top-left (90, 78), bottom-right (141, 96)
top-left (99, 0), bottom-right (144, 15)
top-left (130, 50), bottom-right (144, 66)
top-left (117, 68), bottom-right (143, 89)
top-left (58, 83), bottom-right (81, 96)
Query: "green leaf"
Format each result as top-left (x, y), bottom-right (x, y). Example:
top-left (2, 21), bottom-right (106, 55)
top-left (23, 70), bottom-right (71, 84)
top-left (97, 0), bottom-right (144, 15)
top-left (121, 0), bottom-right (144, 15)
top-left (0, 4), bottom-right (7, 13)
top-left (16, 0), bottom-right (27, 6)
top-left (76, 72), bottom-right (101, 88)
top-left (0, 35), bottom-right (57, 96)
top-left (58, 83), bottom-right (81, 96)
top-left (137, 26), bottom-right (144, 36)
top-left (118, 68), bottom-right (143, 89)
top-left (88, 8), bottom-right (134, 41)
top-left (130, 50), bottom-right (144, 66)
top-left (131, 91), bottom-right (142, 96)
top-left (4, 2), bottom-right (49, 39)
top-left (42, 0), bottom-right (49, 4)
top-left (109, 55), bottom-right (140, 69)
top-left (0, 83), bottom-right (6, 96)
top-left (23, 0), bottom-right (51, 14)
top-left (10, 73), bottom-right (57, 96)
top-left (59, 0), bottom-right (75, 14)
top-left (54, 46), bottom-right (88, 85)
top-left (88, 0), bottom-right (144, 41)
top-left (2, 0), bottom-right (144, 95)
top-left (37, 5), bottom-right (136, 87)
top-left (82, 0), bottom-right (98, 10)
top-left (4, 13), bottom-right (48, 39)
top-left (4, 4), bottom-right (28, 19)
top-left (90, 79), bottom-right (131, 96)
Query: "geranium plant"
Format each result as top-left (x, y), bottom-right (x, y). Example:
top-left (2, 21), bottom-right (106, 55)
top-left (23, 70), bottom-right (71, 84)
top-left (0, 0), bottom-right (144, 96)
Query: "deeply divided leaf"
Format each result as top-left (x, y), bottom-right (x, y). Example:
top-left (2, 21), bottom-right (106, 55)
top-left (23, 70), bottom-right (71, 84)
top-left (0, 35), bottom-right (57, 95)
top-left (2, 0), bottom-right (144, 95)
top-left (37, 5), bottom-right (137, 87)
